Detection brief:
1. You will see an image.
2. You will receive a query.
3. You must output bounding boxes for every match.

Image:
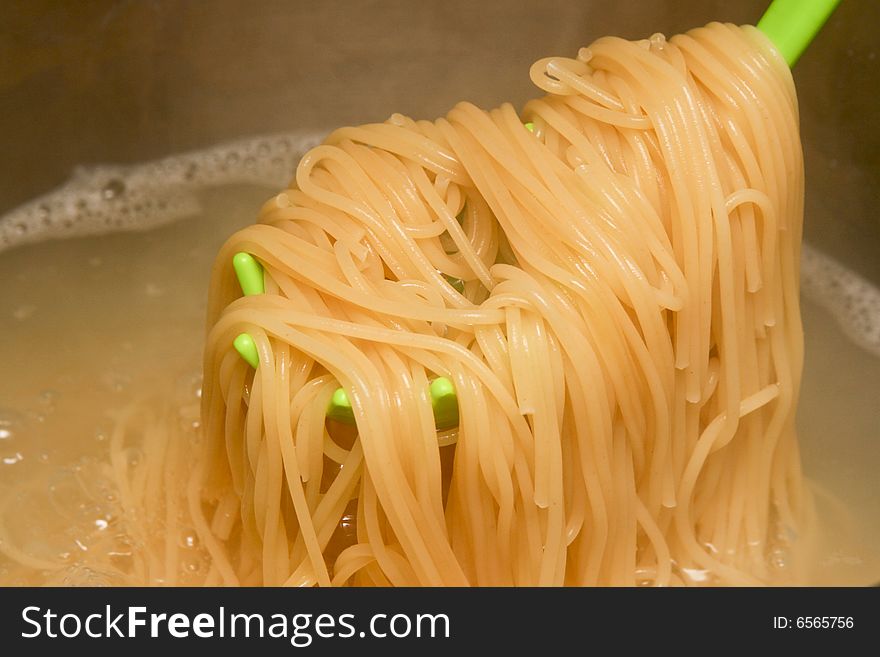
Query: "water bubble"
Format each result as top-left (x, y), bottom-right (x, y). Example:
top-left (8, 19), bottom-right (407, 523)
top-left (144, 282), bottom-right (164, 298)
top-left (175, 372), bottom-right (203, 401)
top-left (47, 469), bottom-right (88, 518)
top-left (124, 447), bottom-right (142, 467)
top-left (0, 412), bottom-right (19, 441)
top-left (21, 538), bottom-right (62, 562)
top-left (680, 567), bottom-right (710, 583)
top-left (0, 409), bottom-right (24, 425)
top-left (185, 559), bottom-right (202, 574)
top-left (53, 564), bottom-right (121, 587)
top-left (339, 513), bottom-right (356, 535)
top-left (101, 370), bottom-right (131, 393)
top-left (179, 529), bottom-right (199, 549)
top-left (769, 547), bottom-right (788, 570)
top-left (12, 305), bottom-right (36, 321)
top-left (40, 389), bottom-right (60, 405)
top-left (1, 452), bottom-right (23, 465)
top-left (101, 178), bottom-right (126, 199)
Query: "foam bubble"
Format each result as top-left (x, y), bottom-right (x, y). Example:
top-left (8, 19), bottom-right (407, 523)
top-left (800, 242), bottom-right (880, 358)
top-left (0, 130), bottom-right (324, 252)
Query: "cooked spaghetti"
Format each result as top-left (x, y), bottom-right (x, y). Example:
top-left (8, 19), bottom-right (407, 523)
top-left (194, 21), bottom-right (811, 586)
top-left (0, 21), bottom-right (814, 586)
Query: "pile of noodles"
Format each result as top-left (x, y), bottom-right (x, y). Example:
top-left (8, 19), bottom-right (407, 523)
top-left (1, 22), bottom-right (816, 586)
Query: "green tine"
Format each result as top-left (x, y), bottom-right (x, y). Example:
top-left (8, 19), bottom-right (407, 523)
top-left (326, 376), bottom-right (460, 431)
top-left (430, 377), bottom-right (459, 430)
top-left (232, 248), bottom-right (460, 429)
top-left (233, 252), bottom-right (265, 296)
top-left (442, 274), bottom-right (466, 293)
top-left (326, 387), bottom-right (355, 424)
top-left (233, 333), bottom-right (259, 369)
top-left (524, 121), bottom-right (535, 133)
top-left (232, 252), bottom-right (265, 368)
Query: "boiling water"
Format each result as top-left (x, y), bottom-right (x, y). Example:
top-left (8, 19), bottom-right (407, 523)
top-left (0, 135), bottom-right (878, 586)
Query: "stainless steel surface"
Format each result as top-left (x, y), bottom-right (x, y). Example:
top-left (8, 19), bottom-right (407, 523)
top-left (1, 0), bottom-right (877, 281)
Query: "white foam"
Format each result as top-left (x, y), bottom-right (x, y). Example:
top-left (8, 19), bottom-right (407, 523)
top-left (0, 130), bottom-right (324, 252)
top-left (800, 243), bottom-right (880, 358)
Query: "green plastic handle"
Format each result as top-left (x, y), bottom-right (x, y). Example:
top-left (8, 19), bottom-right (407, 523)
top-left (757, 0), bottom-right (842, 67)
